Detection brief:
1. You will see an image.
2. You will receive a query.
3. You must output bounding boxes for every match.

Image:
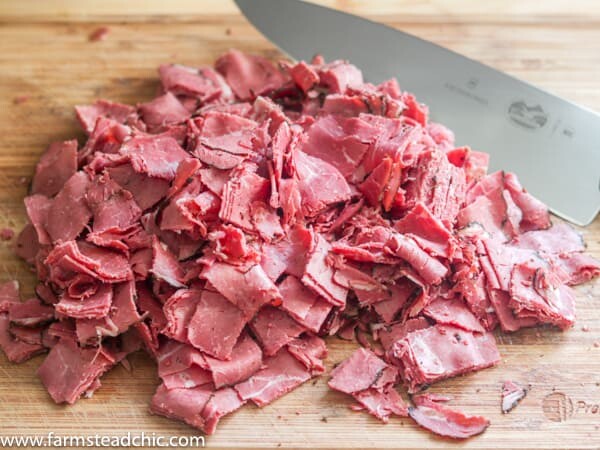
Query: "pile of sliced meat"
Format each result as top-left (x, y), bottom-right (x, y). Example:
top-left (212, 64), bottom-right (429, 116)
top-left (1, 50), bottom-right (599, 439)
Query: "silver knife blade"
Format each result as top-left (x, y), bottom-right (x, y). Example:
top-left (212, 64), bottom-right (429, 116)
top-left (235, 0), bottom-right (600, 226)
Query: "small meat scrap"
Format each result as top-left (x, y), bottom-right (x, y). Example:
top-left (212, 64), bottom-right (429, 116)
top-left (501, 381), bottom-right (529, 414)
top-left (0, 49), bottom-right (598, 440)
top-left (329, 348), bottom-right (407, 422)
top-left (0, 228), bottom-right (14, 241)
top-left (89, 26), bottom-right (110, 42)
top-left (409, 395), bottom-right (489, 439)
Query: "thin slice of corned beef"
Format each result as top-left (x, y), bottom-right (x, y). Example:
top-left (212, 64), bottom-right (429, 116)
top-left (328, 348), bottom-right (389, 394)
top-left (260, 225), bottom-right (312, 281)
top-left (37, 338), bottom-right (115, 404)
top-left (203, 333), bottom-right (262, 388)
top-left (55, 283), bottom-right (112, 320)
top-left (162, 288), bottom-right (201, 343)
top-left (138, 92), bottom-right (191, 132)
top-left (215, 50), bottom-right (287, 100)
top-left (31, 140), bottom-right (78, 198)
top-left (422, 297), bottom-right (485, 333)
top-left (161, 366), bottom-right (213, 391)
top-left (120, 135), bottom-right (190, 180)
top-left (278, 275), bottom-right (332, 333)
top-left (302, 233), bottom-right (348, 307)
top-left (86, 174), bottom-right (142, 233)
top-left (294, 150), bottom-right (352, 216)
top-left (157, 340), bottom-right (206, 378)
top-left (150, 383), bottom-right (213, 430)
top-left (329, 348), bottom-right (407, 423)
top-left (372, 279), bottom-right (419, 324)
top-left (187, 290), bottom-right (247, 360)
top-left (301, 115), bottom-right (378, 178)
top-left (45, 172), bottom-right (92, 243)
top-left (234, 348), bottom-right (314, 407)
top-left (0, 314), bottom-right (45, 363)
top-left (45, 241), bottom-right (133, 286)
top-left (8, 298), bottom-right (54, 327)
top-left (409, 395), bottom-right (489, 439)
top-left (159, 64), bottom-right (233, 103)
top-left (202, 261), bottom-right (281, 319)
top-left (107, 163), bottom-right (170, 210)
top-left (150, 237), bottom-right (185, 288)
top-left (219, 165), bottom-right (270, 231)
top-left (392, 324), bottom-right (501, 392)
top-left (250, 305), bottom-right (306, 356)
top-left (509, 262), bottom-right (575, 329)
top-left (75, 99), bottom-right (135, 135)
top-left (554, 253), bottom-right (600, 286)
top-left (394, 203), bottom-right (456, 258)
top-left (201, 387), bottom-right (246, 435)
top-left (378, 317), bottom-right (430, 352)
top-left (386, 233), bottom-right (448, 285)
top-left (286, 334), bottom-right (328, 374)
top-left (487, 288), bottom-right (537, 333)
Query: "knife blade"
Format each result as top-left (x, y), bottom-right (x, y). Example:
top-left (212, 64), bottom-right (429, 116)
top-left (235, 0), bottom-right (600, 226)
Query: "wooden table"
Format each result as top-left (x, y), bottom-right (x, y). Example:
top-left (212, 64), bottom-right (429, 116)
top-left (0, 1), bottom-right (599, 448)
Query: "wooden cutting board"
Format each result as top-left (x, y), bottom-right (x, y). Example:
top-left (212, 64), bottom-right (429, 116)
top-left (0, 1), bottom-right (599, 448)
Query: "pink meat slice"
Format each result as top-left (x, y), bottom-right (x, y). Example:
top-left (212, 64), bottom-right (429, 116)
top-left (150, 237), bottom-right (185, 288)
top-left (31, 140), bottom-right (78, 197)
top-left (201, 387), bottom-right (245, 435)
top-left (55, 283), bottom-right (113, 320)
top-left (162, 288), bottom-right (201, 343)
top-left (45, 172), bottom-right (92, 243)
top-left (278, 275), bottom-right (332, 334)
top-left (219, 166), bottom-right (270, 231)
top-left (372, 279), bottom-right (419, 324)
top-left (301, 114), bottom-right (378, 178)
top-left (37, 338), bottom-right (115, 404)
top-left (187, 290), bottom-right (247, 360)
top-left (202, 262), bottom-right (281, 319)
top-left (138, 92), bottom-right (191, 132)
top-left (409, 396), bottom-right (490, 439)
top-left (234, 348), bottom-right (314, 407)
top-left (422, 297), bottom-right (486, 333)
top-left (378, 317), bottom-right (430, 352)
top-left (394, 203), bottom-right (456, 258)
top-left (107, 163), bottom-right (170, 210)
top-left (0, 314), bottom-right (45, 363)
top-left (328, 348), bottom-right (389, 394)
top-left (509, 262), bottom-right (575, 330)
top-left (156, 340), bottom-right (207, 378)
top-left (120, 135), bottom-right (190, 180)
top-left (159, 64), bottom-right (232, 102)
top-left (150, 383), bottom-right (213, 430)
top-left (302, 233), bottom-right (348, 307)
top-left (250, 305), bottom-right (306, 356)
top-left (294, 150), bottom-right (352, 216)
top-left (392, 324), bottom-right (501, 392)
top-left (286, 334), bottom-right (328, 374)
top-left (352, 387), bottom-right (408, 423)
top-left (86, 175), bottom-right (142, 233)
top-left (75, 99), bottom-right (135, 135)
top-left (203, 333), bottom-right (263, 388)
top-left (215, 49), bottom-right (287, 100)
top-left (8, 298), bottom-right (54, 327)
top-left (260, 225), bottom-right (312, 281)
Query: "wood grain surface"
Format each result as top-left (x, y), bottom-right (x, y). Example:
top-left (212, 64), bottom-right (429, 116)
top-left (0, 1), bottom-right (599, 449)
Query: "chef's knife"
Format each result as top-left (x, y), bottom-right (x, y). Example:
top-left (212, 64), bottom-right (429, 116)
top-left (235, 0), bottom-right (600, 226)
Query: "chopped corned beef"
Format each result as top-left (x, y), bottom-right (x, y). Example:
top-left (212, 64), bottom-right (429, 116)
top-left (409, 395), bottom-right (489, 439)
top-left (1, 50), bottom-right (598, 441)
top-left (392, 325), bottom-right (501, 392)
